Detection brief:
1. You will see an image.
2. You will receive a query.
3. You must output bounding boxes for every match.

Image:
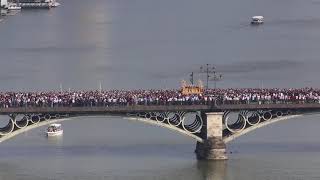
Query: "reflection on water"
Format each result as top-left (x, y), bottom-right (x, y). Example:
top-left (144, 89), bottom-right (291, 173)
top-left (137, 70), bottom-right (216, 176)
top-left (47, 136), bottom-right (63, 146)
top-left (197, 161), bottom-right (227, 180)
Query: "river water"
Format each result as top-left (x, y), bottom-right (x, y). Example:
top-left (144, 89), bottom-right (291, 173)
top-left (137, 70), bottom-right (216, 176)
top-left (1, 0), bottom-right (320, 179)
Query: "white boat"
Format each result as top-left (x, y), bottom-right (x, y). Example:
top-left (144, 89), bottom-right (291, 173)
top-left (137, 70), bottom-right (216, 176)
top-left (51, 2), bottom-right (60, 7)
top-left (46, 123), bottom-right (63, 137)
top-left (8, 3), bottom-right (21, 10)
top-left (47, 0), bottom-right (60, 7)
top-left (251, 16), bottom-right (264, 24)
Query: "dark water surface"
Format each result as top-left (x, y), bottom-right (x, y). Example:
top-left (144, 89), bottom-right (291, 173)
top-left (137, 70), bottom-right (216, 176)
top-left (1, 0), bottom-right (320, 179)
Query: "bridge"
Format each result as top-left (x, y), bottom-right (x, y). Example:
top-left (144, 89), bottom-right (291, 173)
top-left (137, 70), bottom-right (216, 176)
top-left (1, 98), bottom-right (320, 160)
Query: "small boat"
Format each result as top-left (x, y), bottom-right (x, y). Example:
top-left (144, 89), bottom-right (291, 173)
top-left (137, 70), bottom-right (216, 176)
top-left (8, 3), bottom-right (21, 10)
top-left (251, 16), bottom-right (264, 24)
top-left (51, 2), bottom-right (60, 7)
top-left (46, 123), bottom-right (63, 137)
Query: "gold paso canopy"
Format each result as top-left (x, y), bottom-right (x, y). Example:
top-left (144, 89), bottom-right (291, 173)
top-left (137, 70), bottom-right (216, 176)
top-left (180, 80), bottom-right (204, 95)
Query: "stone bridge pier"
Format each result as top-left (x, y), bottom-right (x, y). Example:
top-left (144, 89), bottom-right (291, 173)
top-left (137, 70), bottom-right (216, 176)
top-left (195, 112), bottom-right (227, 160)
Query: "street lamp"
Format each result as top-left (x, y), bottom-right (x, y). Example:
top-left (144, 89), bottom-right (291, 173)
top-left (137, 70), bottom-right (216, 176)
top-left (190, 72), bottom-right (194, 85)
top-left (199, 64), bottom-right (223, 89)
top-left (212, 72), bottom-right (223, 89)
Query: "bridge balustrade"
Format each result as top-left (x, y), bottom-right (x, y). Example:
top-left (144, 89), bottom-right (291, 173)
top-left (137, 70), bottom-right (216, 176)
top-left (0, 97), bottom-right (320, 109)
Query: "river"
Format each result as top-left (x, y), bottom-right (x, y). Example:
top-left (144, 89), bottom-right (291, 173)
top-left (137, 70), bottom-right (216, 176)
top-left (1, 0), bottom-right (320, 179)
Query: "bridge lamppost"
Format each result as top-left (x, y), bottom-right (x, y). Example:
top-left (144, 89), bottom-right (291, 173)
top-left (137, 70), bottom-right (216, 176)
top-left (212, 71), bottom-right (223, 89)
top-left (190, 72), bottom-right (194, 85)
top-left (200, 64), bottom-right (223, 89)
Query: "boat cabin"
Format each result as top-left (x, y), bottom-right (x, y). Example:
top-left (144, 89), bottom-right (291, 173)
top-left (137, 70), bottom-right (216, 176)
top-left (47, 123), bottom-right (62, 132)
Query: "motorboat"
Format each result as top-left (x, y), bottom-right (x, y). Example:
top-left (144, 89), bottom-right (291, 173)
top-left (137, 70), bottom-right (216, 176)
top-left (47, 0), bottom-right (60, 7)
top-left (51, 2), bottom-right (60, 7)
top-left (251, 16), bottom-right (264, 24)
top-left (8, 3), bottom-right (21, 10)
top-left (46, 123), bottom-right (63, 137)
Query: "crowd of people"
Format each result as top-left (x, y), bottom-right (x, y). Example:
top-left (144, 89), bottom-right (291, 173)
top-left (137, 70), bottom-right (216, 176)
top-left (0, 87), bottom-right (320, 108)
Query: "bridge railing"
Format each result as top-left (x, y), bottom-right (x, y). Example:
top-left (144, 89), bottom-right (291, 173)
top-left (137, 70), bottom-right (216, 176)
top-left (0, 97), bottom-right (320, 109)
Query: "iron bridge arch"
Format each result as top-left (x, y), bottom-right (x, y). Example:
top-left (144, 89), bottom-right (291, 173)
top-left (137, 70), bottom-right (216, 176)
top-left (0, 112), bottom-right (204, 143)
top-left (0, 109), bottom-right (313, 144)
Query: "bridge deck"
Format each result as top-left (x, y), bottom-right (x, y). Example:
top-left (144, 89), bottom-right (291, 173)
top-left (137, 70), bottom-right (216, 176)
top-left (1, 103), bottom-right (320, 115)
